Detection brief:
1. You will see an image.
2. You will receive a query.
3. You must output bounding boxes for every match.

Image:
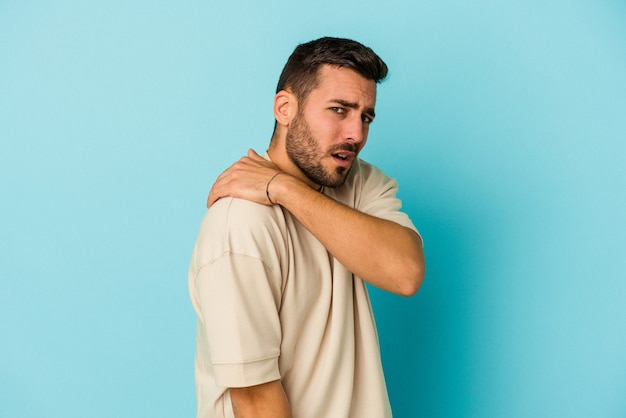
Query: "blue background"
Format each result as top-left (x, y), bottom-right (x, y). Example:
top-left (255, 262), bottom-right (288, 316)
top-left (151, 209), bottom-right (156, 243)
top-left (1, 1), bottom-right (625, 417)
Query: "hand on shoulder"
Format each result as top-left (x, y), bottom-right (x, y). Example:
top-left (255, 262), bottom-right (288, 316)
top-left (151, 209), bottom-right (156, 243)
top-left (207, 149), bottom-right (283, 207)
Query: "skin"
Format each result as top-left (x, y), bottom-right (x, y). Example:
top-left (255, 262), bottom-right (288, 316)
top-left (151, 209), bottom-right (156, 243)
top-left (208, 65), bottom-right (426, 416)
top-left (230, 380), bottom-right (292, 418)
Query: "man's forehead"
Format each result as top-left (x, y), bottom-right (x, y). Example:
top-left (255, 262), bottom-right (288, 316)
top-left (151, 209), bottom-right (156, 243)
top-left (313, 65), bottom-right (377, 103)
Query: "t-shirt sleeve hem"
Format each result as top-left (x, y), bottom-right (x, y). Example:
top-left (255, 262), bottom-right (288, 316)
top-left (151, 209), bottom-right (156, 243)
top-left (213, 355), bottom-right (281, 388)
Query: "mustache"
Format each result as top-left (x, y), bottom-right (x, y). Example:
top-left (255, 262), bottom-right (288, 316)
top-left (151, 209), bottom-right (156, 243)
top-left (328, 143), bottom-right (358, 154)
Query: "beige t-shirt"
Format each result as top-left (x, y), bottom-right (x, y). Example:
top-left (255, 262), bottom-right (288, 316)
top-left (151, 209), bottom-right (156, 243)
top-left (189, 158), bottom-right (418, 418)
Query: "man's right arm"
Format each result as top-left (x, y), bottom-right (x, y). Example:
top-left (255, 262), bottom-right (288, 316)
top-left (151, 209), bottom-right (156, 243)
top-left (230, 380), bottom-right (292, 418)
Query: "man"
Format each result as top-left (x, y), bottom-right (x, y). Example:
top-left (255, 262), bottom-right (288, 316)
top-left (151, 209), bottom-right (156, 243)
top-left (189, 37), bottom-right (425, 418)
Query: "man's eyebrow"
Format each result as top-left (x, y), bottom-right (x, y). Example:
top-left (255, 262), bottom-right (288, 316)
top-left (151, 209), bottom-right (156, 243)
top-left (330, 99), bottom-right (376, 118)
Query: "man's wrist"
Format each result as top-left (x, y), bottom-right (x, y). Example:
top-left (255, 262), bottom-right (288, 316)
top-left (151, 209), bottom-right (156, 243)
top-left (265, 171), bottom-right (282, 205)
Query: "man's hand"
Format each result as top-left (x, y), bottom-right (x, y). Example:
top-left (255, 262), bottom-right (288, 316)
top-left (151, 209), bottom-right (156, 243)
top-left (207, 149), bottom-right (282, 207)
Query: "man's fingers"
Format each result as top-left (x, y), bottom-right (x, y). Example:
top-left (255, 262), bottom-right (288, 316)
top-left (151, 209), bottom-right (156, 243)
top-left (207, 185), bottom-right (219, 207)
top-left (247, 148), bottom-right (264, 161)
top-left (207, 170), bottom-right (230, 208)
top-left (206, 151), bottom-right (280, 208)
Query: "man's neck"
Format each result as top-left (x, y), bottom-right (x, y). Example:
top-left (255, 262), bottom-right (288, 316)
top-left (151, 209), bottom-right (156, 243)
top-left (266, 141), bottom-right (320, 190)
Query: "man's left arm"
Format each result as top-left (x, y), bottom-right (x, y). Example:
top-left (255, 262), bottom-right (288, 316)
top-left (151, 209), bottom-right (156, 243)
top-left (208, 149), bottom-right (425, 296)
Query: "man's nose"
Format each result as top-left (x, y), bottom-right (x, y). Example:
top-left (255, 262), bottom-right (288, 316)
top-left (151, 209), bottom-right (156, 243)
top-left (344, 115), bottom-right (366, 143)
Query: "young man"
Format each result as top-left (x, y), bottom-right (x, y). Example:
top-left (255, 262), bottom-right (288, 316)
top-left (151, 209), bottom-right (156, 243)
top-left (189, 37), bottom-right (425, 418)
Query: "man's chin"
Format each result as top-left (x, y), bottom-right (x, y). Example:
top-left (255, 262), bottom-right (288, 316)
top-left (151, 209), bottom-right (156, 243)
top-left (323, 169), bottom-right (350, 188)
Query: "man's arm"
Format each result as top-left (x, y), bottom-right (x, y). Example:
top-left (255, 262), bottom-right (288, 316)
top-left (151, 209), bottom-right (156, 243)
top-left (270, 174), bottom-right (424, 296)
top-left (208, 150), bottom-right (425, 296)
top-left (230, 380), bottom-right (292, 418)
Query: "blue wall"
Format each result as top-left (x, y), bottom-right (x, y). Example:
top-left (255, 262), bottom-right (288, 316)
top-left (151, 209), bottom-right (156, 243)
top-left (1, 1), bottom-right (624, 417)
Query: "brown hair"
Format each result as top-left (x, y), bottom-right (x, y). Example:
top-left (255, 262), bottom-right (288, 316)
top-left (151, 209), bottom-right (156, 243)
top-left (276, 37), bottom-right (388, 103)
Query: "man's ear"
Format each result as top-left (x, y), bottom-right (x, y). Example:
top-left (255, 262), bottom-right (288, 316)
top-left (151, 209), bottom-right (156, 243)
top-left (274, 90), bottom-right (298, 126)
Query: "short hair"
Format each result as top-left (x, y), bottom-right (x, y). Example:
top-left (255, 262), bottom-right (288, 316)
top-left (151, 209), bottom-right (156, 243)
top-left (276, 37), bottom-right (388, 103)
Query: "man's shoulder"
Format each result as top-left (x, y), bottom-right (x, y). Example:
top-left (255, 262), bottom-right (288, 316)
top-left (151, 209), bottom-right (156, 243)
top-left (327, 158), bottom-right (394, 203)
top-left (193, 197), bottom-right (288, 262)
top-left (351, 157), bottom-right (382, 175)
top-left (209, 196), bottom-right (275, 220)
top-left (201, 197), bottom-right (287, 236)
top-left (345, 158), bottom-right (390, 187)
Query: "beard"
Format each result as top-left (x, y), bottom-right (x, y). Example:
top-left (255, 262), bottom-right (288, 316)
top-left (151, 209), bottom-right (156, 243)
top-left (285, 112), bottom-right (357, 188)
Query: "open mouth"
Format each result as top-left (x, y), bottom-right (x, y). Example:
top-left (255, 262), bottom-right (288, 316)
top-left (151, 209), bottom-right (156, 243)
top-left (330, 145), bottom-right (357, 166)
top-left (331, 151), bottom-right (355, 168)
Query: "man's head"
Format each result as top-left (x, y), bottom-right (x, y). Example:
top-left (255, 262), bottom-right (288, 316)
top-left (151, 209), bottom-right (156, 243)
top-left (276, 37), bottom-right (388, 105)
top-left (270, 37), bottom-right (388, 189)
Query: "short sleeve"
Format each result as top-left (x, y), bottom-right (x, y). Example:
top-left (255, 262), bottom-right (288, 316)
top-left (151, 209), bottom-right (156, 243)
top-left (189, 197), bottom-right (288, 389)
top-left (195, 252), bottom-right (283, 388)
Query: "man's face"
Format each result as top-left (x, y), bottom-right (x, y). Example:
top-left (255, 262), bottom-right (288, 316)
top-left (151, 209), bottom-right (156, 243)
top-left (285, 65), bottom-right (377, 188)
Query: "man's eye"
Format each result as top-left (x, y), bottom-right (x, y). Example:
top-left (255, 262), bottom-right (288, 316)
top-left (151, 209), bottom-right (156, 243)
top-left (362, 115), bottom-right (373, 124)
top-left (331, 107), bottom-right (344, 114)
